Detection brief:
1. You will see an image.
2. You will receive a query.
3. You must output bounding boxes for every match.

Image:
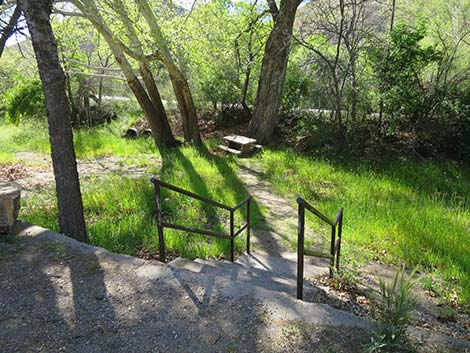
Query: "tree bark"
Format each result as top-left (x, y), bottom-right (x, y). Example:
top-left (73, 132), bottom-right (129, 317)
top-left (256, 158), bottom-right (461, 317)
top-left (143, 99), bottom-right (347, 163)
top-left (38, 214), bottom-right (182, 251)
top-left (73, 0), bottom-right (178, 147)
top-left (18, 0), bottom-right (87, 242)
top-left (248, 0), bottom-right (301, 144)
top-left (0, 4), bottom-right (21, 59)
top-left (111, 0), bottom-right (177, 146)
top-left (135, 0), bottom-right (201, 145)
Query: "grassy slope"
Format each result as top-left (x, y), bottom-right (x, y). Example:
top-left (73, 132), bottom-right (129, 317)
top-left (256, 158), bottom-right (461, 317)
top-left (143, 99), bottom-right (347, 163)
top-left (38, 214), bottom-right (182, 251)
top-left (1, 123), bottom-right (469, 305)
top-left (257, 149), bottom-right (470, 305)
top-left (1, 123), bottom-right (259, 259)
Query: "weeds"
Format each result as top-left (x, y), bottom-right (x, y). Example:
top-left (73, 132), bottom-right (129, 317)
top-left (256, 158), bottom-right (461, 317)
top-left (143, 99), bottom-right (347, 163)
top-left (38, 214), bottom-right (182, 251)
top-left (366, 266), bottom-right (418, 353)
top-left (258, 149), bottom-right (470, 306)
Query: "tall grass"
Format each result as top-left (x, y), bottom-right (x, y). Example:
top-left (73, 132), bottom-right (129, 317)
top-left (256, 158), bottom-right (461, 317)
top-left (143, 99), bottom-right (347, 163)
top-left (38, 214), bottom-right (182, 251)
top-left (257, 149), bottom-right (470, 305)
top-left (21, 145), bottom-right (261, 260)
top-left (367, 267), bottom-right (418, 353)
top-left (0, 121), bottom-right (158, 163)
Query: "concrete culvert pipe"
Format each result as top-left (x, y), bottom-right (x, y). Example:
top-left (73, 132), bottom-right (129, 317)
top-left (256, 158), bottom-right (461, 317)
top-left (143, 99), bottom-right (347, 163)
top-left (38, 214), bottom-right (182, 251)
top-left (142, 129), bottom-right (153, 137)
top-left (123, 128), bottom-right (139, 139)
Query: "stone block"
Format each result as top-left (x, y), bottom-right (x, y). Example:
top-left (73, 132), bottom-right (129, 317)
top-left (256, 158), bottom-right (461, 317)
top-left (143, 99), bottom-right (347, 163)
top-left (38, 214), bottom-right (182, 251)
top-left (0, 182), bottom-right (21, 234)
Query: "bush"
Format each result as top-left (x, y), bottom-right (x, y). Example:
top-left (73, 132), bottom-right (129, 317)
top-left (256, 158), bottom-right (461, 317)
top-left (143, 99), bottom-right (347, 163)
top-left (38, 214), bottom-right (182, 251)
top-left (4, 77), bottom-right (45, 125)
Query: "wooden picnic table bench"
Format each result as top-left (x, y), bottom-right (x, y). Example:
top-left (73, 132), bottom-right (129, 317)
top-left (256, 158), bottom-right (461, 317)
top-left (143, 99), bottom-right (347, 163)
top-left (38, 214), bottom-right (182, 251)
top-left (218, 134), bottom-right (261, 156)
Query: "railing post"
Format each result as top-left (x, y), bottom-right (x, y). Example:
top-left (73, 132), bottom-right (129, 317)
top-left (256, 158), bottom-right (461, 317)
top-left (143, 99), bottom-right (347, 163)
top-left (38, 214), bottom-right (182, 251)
top-left (246, 198), bottom-right (251, 254)
top-left (330, 225), bottom-right (336, 278)
top-left (297, 199), bottom-right (305, 300)
top-left (230, 210), bottom-right (235, 262)
top-left (336, 211), bottom-right (343, 272)
top-left (154, 181), bottom-right (165, 263)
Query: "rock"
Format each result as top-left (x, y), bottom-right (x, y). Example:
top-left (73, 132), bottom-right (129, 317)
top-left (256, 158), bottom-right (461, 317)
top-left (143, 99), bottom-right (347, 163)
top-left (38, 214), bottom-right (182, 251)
top-left (0, 182), bottom-right (21, 234)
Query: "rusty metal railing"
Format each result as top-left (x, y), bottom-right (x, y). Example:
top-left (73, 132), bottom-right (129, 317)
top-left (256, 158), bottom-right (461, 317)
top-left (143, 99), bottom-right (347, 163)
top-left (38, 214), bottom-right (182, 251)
top-left (150, 177), bottom-right (251, 262)
top-left (297, 197), bottom-right (343, 300)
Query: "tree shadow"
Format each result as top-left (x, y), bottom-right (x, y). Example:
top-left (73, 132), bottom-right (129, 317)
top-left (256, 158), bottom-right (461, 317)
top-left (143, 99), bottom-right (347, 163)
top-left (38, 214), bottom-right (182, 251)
top-left (157, 144), bottom-right (283, 258)
top-left (196, 144), bottom-right (284, 257)
top-left (0, 224), bottom-right (118, 352)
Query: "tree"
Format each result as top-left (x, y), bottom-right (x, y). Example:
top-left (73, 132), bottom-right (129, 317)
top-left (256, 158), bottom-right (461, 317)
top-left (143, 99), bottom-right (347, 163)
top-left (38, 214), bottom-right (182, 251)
top-left (67, 0), bottom-right (201, 145)
top-left (248, 0), bottom-right (302, 144)
top-left (298, 0), bottom-right (384, 140)
top-left (372, 22), bottom-right (440, 128)
top-left (17, 0), bottom-right (87, 242)
top-left (68, 0), bottom-right (179, 147)
top-left (0, 1), bottom-right (22, 59)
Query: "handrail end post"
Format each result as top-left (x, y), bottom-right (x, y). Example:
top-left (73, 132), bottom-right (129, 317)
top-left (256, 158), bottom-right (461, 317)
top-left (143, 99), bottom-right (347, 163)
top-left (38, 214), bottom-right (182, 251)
top-left (230, 210), bottom-right (235, 262)
top-left (246, 198), bottom-right (251, 254)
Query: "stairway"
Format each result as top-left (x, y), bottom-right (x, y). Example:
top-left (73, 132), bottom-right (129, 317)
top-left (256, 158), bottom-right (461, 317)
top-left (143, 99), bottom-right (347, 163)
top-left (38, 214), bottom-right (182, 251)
top-left (165, 251), bottom-right (370, 329)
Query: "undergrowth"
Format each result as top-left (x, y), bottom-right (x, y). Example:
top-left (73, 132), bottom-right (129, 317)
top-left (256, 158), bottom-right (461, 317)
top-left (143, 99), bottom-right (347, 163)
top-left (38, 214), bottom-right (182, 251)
top-left (21, 145), bottom-right (262, 260)
top-left (257, 149), bottom-right (470, 307)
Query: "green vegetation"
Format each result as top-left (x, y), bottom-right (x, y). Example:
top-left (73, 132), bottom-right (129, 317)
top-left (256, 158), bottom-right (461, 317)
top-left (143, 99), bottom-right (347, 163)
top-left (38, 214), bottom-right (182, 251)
top-left (367, 267), bottom-right (418, 353)
top-left (0, 122), bottom-right (157, 160)
top-left (3, 76), bottom-right (45, 125)
top-left (2, 121), bottom-right (469, 305)
top-left (19, 141), bottom-right (261, 260)
top-left (257, 149), bottom-right (470, 305)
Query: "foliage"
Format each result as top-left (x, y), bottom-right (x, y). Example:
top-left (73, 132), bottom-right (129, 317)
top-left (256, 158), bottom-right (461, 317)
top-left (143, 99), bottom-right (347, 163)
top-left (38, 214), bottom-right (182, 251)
top-left (372, 21), bottom-right (441, 130)
top-left (257, 149), bottom-right (470, 307)
top-left (3, 76), bottom-right (45, 125)
top-left (182, 0), bottom-right (269, 108)
top-left (366, 267), bottom-right (418, 353)
top-left (282, 59), bottom-right (313, 112)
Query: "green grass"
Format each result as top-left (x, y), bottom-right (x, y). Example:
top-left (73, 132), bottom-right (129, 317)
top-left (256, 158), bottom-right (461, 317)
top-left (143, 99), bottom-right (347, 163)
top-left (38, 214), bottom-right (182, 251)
top-left (0, 121), bottom-right (158, 162)
top-left (257, 149), bottom-right (470, 306)
top-left (2, 120), bottom-right (469, 306)
top-left (21, 145), bottom-right (262, 260)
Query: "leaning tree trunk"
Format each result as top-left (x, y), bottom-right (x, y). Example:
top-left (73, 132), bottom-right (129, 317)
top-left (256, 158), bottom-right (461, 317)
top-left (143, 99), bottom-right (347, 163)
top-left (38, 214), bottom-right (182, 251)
top-left (18, 0), bottom-right (87, 242)
top-left (135, 0), bottom-right (201, 145)
top-left (166, 65), bottom-right (201, 144)
top-left (248, 0), bottom-right (301, 144)
top-left (73, 0), bottom-right (178, 147)
top-left (0, 4), bottom-right (21, 59)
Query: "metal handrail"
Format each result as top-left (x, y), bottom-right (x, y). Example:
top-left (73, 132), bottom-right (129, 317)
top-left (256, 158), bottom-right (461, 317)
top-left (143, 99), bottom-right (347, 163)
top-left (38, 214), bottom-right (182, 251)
top-left (150, 177), bottom-right (251, 262)
top-left (297, 197), bottom-right (343, 300)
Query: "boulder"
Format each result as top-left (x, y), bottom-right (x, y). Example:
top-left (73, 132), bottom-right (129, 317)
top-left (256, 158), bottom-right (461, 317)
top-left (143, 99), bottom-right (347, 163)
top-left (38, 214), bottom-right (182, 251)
top-left (0, 182), bottom-right (21, 234)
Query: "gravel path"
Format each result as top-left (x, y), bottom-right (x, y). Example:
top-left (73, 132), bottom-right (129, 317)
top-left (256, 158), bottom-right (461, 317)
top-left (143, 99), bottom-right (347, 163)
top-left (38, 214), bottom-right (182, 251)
top-left (1, 224), bottom-right (469, 353)
top-left (1, 224), bottom-right (372, 353)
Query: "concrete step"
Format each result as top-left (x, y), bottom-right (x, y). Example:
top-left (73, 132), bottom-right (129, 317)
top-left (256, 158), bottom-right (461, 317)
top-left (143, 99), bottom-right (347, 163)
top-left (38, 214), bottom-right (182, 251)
top-left (168, 251), bottom-right (330, 303)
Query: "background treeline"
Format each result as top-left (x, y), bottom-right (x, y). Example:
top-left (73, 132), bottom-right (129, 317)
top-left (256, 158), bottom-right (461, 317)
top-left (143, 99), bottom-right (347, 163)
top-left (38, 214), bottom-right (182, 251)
top-left (1, 0), bottom-right (470, 160)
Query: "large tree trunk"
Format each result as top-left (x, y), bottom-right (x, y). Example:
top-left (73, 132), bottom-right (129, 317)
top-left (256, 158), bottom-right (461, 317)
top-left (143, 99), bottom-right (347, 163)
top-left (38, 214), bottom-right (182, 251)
top-left (135, 0), bottom-right (201, 145)
top-left (73, 0), bottom-right (178, 147)
top-left (248, 0), bottom-right (301, 144)
top-left (18, 0), bottom-right (87, 242)
top-left (166, 66), bottom-right (201, 144)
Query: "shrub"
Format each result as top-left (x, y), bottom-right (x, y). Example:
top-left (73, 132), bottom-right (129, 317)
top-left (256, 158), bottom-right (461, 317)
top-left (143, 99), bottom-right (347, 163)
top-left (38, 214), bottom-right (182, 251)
top-left (4, 77), bottom-right (45, 125)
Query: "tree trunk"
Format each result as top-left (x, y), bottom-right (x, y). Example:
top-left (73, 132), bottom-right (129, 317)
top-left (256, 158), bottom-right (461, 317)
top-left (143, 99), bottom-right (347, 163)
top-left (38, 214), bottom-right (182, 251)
top-left (139, 62), bottom-right (174, 141)
top-left (166, 66), bottom-right (201, 144)
top-left (73, 0), bottom-right (178, 147)
top-left (0, 4), bottom-right (21, 59)
top-left (135, 0), bottom-right (201, 145)
top-left (18, 0), bottom-right (87, 242)
top-left (248, 0), bottom-right (301, 144)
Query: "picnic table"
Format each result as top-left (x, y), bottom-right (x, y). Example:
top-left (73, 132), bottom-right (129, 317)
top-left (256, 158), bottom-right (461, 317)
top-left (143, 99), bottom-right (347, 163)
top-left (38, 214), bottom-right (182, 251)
top-left (218, 134), bottom-right (261, 156)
